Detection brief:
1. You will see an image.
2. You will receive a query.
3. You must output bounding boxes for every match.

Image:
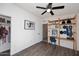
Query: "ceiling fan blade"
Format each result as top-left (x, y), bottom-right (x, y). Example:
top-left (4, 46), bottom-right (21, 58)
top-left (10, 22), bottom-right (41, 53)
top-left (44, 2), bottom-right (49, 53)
top-left (36, 6), bottom-right (46, 9)
top-left (52, 6), bottom-right (64, 10)
top-left (50, 11), bottom-right (54, 15)
top-left (48, 3), bottom-right (52, 6)
top-left (47, 3), bottom-right (52, 8)
top-left (41, 11), bottom-right (47, 15)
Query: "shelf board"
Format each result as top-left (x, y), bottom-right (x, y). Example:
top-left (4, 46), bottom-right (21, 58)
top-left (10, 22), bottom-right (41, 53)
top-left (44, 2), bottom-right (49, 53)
top-left (48, 23), bottom-right (76, 25)
top-left (48, 36), bottom-right (74, 41)
top-left (60, 38), bottom-right (74, 41)
top-left (0, 22), bottom-right (10, 25)
top-left (48, 17), bottom-right (75, 23)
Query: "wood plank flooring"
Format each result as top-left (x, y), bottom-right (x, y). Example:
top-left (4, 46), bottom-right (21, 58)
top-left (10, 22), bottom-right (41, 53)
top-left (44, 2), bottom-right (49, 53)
top-left (14, 41), bottom-right (79, 56)
top-left (0, 50), bottom-right (10, 56)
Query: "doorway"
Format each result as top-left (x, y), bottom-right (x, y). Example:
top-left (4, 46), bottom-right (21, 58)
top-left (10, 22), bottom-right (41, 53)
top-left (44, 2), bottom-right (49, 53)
top-left (43, 24), bottom-right (48, 42)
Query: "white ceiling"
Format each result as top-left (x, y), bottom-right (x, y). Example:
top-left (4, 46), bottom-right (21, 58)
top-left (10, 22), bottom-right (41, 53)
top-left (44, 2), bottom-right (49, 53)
top-left (15, 3), bottom-right (79, 19)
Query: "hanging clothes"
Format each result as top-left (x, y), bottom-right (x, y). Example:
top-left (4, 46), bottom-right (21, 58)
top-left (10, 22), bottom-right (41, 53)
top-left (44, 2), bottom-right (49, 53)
top-left (0, 26), bottom-right (8, 44)
top-left (50, 37), bottom-right (56, 48)
top-left (52, 29), bottom-right (57, 36)
top-left (66, 26), bottom-right (72, 37)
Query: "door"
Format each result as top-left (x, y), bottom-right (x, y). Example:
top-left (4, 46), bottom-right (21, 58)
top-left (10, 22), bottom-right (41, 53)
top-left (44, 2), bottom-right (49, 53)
top-left (43, 24), bottom-right (48, 42)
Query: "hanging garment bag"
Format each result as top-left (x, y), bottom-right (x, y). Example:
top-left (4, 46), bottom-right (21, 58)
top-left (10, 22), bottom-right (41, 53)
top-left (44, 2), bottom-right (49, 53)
top-left (66, 26), bottom-right (72, 37)
top-left (50, 37), bottom-right (56, 48)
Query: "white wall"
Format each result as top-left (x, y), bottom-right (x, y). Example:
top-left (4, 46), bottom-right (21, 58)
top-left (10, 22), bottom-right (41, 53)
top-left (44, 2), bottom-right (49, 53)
top-left (0, 3), bottom-right (42, 55)
top-left (42, 14), bottom-right (79, 51)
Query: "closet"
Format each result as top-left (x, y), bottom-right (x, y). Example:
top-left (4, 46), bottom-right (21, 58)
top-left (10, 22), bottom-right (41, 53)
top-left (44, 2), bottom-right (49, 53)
top-left (47, 15), bottom-right (77, 54)
top-left (0, 14), bottom-right (11, 56)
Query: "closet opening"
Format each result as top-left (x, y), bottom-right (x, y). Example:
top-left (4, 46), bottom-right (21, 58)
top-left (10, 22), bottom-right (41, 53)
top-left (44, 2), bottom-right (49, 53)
top-left (0, 14), bottom-right (11, 56)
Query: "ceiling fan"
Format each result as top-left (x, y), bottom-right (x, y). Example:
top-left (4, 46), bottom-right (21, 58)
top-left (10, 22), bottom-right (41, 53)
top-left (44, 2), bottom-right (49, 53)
top-left (36, 3), bottom-right (64, 15)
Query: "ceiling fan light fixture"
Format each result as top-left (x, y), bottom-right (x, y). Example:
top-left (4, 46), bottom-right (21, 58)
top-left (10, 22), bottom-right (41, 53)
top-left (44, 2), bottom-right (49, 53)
top-left (36, 3), bottom-right (64, 15)
top-left (47, 9), bottom-right (51, 12)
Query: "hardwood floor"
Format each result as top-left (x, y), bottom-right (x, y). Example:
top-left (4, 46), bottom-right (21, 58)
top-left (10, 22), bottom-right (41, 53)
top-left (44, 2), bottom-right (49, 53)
top-left (14, 41), bottom-right (79, 56)
top-left (0, 50), bottom-right (10, 56)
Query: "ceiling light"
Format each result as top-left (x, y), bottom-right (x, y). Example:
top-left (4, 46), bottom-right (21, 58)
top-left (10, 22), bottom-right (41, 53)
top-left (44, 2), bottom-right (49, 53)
top-left (47, 9), bottom-right (51, 12)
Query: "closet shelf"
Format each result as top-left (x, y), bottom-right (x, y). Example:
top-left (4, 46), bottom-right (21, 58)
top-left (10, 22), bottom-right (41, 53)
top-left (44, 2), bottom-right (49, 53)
top-left (59, 38), bottom-right (74, 41)
top-left (48, 36), bottom-right (74, 41)
top-left (0, 23), bottom-right (10, 26)
top-left (48, 23), bottom-right (76, 25)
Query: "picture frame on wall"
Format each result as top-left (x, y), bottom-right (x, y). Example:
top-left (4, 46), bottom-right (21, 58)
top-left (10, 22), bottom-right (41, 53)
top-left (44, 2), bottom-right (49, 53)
top-left (24, 20), bottom-right (35, 30)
